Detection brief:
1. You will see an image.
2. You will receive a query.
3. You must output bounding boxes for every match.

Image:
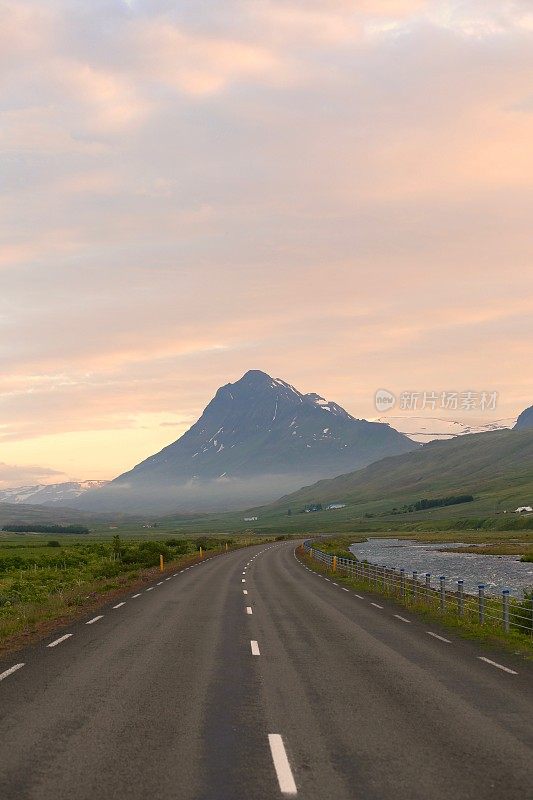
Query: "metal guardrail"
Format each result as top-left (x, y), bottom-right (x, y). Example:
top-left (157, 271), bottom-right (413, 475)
top-left (302, 541), bottom-right (533, 638)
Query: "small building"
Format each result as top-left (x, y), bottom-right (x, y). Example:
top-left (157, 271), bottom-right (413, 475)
top-left (326, 503), bottom-right (346, 510)
top-left (515, 506), bottom-right (533, 513)
top-left (244, 516), bottom-right (258, 522)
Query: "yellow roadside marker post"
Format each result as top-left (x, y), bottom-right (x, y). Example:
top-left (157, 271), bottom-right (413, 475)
top-left (332, 555), bottom-right (337, 573)
top-left (225, 542), bottom-right (228, 552)
top-left (159, 554), bottom-right (164, 572)
top-left (199, 546), bottom-right (203, 559)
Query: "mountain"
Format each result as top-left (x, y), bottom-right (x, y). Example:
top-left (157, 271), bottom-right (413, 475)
top-left (76, 370), bottom-right (418, 513)
top-left (0, 480), bottom-right (108, 506)
top-left (514, 405), bottom-right (533, 431)
top-left (375, 415), bottom-right (516, 444)
top-left (270, 428), bottom-right (533, 513)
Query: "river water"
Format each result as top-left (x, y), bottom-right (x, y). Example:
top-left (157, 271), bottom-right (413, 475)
top-left (349, 538), bottom-right (533, 598)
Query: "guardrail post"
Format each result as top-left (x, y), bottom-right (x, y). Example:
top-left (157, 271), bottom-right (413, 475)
top-left (478, 584), bottom-right (485, 625)
top-left (502, 589), bottom-right (510, 632)
top-left (439, 576), bottom-right (446, 612)
top-left (457, 580), bottom-right (464, 617)
top-left (412, 571), bottom-right (418, 603)
top-left (425, 573), bottom-right (431, 602)
top-left (400, 568), bottom-right (406, 599)
top-left (332, 555), bottom-right (337, 573)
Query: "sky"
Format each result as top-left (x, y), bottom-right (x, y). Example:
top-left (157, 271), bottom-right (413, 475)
top-left (1, 0), bottom-right (533, 487)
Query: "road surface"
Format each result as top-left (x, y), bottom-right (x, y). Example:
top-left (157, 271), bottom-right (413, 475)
top-left (0, 541), bottom-right (532, 799)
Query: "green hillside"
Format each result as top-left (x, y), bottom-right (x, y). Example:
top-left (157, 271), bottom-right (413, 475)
top-left (272, 429), bottom-right (533, 514)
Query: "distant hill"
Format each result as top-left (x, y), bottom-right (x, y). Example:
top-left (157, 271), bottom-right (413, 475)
top-left (75, 369), bottom-right (418, 513)
top-left (0, 480), bottom-right (108, 507)
top-left (514, 405), bottom-right (533, 431)
top-left (270, 429), bottom-right (533, 512)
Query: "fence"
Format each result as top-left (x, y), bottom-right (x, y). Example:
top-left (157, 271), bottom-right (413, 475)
top-left (302, 541), bottom-right (533, 638)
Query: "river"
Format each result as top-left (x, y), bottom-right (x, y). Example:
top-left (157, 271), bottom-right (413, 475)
top-left (349, 538), bottom-right (533, 598)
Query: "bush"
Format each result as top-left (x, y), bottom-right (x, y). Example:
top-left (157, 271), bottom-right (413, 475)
top-left (48, 540), bottom-right (61, 548)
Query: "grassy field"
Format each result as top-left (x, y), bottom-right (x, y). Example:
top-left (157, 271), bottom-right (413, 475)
top-left (0, 532), bottom-right (288, 654)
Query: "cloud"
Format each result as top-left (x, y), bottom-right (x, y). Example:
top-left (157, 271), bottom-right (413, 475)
top-left (1, 0), bottom-right (532, 480)
top-left (0, 462), bottom-right (66, 489)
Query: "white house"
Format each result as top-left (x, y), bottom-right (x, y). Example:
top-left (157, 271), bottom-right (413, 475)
top-left (515, 506), bottom-right (533, 513)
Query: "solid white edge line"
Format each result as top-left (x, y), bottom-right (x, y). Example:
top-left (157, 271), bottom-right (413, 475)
top-left (113, 602), bottom-right (125, 609)
top-left (0, 663), bottom-right (24, 681)
top-left (47, 633), bottom-right (73, 648)
top-left (478, 656), bottom-right (518, 675)
top-left (427, 631), bottom-right (451, 643)
top-left (268, 734), bottom-right (297, 795)
top-left (86, 616), bottom-right (103, 625)
top-left (394, 614), bottom-right (411, 623)
top-left (250, 640), bottom-right (260, 655)
top-left (246, 607), bottom-right (253, 614)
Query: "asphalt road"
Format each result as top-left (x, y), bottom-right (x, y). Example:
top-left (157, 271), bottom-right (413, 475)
top-left (0, 541), bottom-right (532, 800)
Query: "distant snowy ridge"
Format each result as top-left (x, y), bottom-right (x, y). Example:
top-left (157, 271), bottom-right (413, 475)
top-left (0, 480), bottom-right (109, 506)
top-left (374, 416), bottom-right (516, 444)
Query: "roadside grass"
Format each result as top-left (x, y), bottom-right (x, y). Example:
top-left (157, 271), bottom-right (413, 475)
top-left (297, 547), bottom-right (533, 660)
top-left (0, 535), bottom-right (276, 656)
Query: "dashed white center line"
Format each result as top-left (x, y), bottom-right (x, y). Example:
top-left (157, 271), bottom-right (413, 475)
top-left (268, 734), bottom-right (297, 795)
top-left (47, 633), bottom-right (73, 648)
top-left (242, 579), bottom-right (246, 583)
top-left (165, 577), bottom-right (171, 581)
top-left (146, 587), bottom-right (154, 592)
top-left (250, 640), bottom-right (260, 656)
top-left (371, 602), bottom-right (383, 609)
top-left (478, 656), bottom-right (517, 675)
top-left (86, 616), bottom-right (103, 625)
top-left (132, 593), bottom-right (141, 598)
top-left (427, 631), bottom-right (451, 643)
top-left (342, 588), bottom-right (349, 592)
top-left (157, 582), bottom-right (163, 586)
top-left (0, 663), bottom-right (24, 682)
top-left (243, 589), bottom-right (248, 595)
top-left (246, 607), bottom-right (253, 615)
top-left (354, 594), bottom-right (364, 600)
top-left (113, 602), bottom-right (126, 609)
top-left (332, 582), bottom-right (339, 586)
top-left (394, 614), bottom-right (411, 623)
